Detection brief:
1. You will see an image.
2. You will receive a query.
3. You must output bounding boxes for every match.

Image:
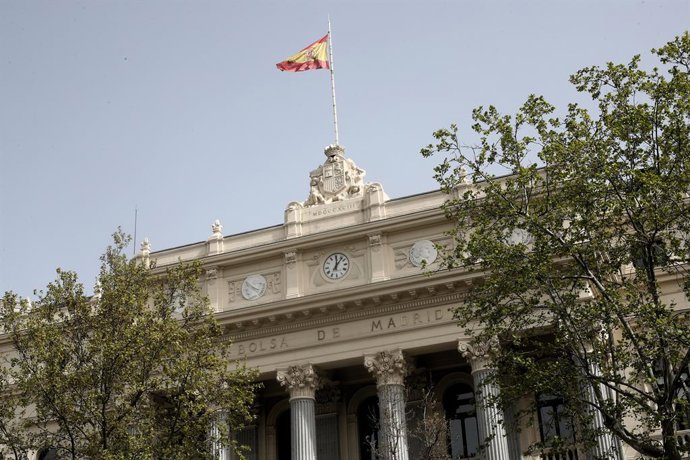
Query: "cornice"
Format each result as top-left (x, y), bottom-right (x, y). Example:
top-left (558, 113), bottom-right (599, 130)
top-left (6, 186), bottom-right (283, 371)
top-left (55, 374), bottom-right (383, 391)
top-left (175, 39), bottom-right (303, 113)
top-left (150, 206), bottom-right (447, 272)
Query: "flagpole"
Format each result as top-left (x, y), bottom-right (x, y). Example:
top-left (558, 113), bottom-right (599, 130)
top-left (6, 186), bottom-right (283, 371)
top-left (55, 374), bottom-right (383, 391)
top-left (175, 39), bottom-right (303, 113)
top-left (328, 17), bottom-right (340, 146)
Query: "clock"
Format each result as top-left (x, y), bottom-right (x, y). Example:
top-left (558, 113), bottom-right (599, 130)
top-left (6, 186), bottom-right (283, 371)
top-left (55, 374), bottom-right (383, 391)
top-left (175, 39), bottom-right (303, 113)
top-left (323, 252), bottom-right (350, 280)
top-left (241, 274), bottom-right (267, 300)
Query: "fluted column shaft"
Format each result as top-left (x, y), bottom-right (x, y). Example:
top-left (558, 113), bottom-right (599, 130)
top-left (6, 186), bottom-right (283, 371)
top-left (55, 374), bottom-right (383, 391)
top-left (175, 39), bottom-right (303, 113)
top-left (364, 350), bottom-right (410, 460)
top-left (277, 364), bottom-right (321, 460)
top-left (473, 367), bottom-right (510, 460)
top-left (460, 343), bottom-right (510, 460)
top-left (210, 411), bottom-right (229, 460)
top-left (584, 362), bottom-right (622, 460)
top-left (290, 397), bottom-right (317, 460)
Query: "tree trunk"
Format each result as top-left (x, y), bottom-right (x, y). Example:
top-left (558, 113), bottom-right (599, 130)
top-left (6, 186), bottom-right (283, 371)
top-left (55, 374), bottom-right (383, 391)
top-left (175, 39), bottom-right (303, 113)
top-left (661, 419), bottom-right (682, 460)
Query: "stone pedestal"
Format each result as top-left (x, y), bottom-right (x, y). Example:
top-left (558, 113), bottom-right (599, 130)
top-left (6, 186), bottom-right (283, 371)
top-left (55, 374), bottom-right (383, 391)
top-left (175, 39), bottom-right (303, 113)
top-left (364, 349), bottom-right (410, 460)
top-left (277, 364), bottom-right (321, 460)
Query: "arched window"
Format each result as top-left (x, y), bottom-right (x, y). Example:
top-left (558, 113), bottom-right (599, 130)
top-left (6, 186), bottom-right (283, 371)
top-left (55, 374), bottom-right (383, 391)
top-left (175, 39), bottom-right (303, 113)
top-left (357, 395), bottom-right (379, 460)
top-left (443, 382), bottom-right (479, 459)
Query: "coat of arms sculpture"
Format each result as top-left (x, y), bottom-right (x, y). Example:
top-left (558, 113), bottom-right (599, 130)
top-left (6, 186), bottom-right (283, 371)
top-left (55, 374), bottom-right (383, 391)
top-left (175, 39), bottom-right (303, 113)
top-left (303, 144), bottom-right (366, 206)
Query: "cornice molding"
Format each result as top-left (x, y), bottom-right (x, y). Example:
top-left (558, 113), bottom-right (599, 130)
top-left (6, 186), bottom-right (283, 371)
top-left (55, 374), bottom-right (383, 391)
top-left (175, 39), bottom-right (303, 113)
top-left (149, 206), bottom-right (447, 272)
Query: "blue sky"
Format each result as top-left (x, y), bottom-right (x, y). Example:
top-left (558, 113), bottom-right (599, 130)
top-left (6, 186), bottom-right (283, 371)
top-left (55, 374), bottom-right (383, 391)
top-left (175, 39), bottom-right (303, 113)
top-left (1, 0), bottom-right (688, 298)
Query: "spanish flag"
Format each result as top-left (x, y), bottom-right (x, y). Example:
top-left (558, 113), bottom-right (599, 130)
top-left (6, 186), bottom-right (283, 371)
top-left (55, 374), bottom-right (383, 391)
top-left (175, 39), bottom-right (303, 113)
top-left (276, 34), bottom-right (330, 72)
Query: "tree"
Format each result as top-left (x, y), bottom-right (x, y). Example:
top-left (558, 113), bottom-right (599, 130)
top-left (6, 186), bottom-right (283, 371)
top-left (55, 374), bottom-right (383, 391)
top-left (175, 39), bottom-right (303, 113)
top-left (0, 362), bottom-right (29, 459)
top-left (421, 32), bottom-right (690, 459)
top-left (0, 230), bottom-right (258, 459)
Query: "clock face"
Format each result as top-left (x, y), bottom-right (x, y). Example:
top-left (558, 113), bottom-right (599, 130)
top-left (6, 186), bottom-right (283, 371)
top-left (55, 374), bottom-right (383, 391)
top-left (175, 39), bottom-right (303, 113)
top-left (241, 274), bottom-right (267, 300)
top-left (323, 253), bottom-right (350, 280)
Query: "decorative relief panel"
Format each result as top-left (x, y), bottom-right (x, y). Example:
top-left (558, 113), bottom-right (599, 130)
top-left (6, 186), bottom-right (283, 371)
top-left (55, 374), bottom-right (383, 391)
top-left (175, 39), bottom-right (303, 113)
top-left (393, 237), bottom-right (449, 271)
top-left (228, 272), bottom-right (281, 304)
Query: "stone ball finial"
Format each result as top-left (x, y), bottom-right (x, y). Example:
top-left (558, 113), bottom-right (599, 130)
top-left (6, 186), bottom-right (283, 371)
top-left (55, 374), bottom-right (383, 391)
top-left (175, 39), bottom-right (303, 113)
top-left (324, 144), bottom-right (345, 159)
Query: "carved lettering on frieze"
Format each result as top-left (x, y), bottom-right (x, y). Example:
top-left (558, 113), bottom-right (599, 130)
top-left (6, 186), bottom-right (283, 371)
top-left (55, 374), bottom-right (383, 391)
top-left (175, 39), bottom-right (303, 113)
top-left (370, 309), bottom-right (446, 332)
top-left (235, 337), bottom-right (289, 356)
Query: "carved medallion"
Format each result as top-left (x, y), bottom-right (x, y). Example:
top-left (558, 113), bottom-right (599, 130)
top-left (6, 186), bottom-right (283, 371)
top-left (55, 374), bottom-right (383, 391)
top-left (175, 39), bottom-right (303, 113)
top-left (409, 240), bottom-right (438, 267)
top-left (241, 274), bottom-right (267, 301)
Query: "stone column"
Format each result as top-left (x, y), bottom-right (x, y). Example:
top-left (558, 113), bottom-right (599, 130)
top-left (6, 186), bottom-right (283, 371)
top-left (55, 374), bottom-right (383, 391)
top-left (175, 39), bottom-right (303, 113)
top-left (458, 342), bottom-right (510, 460)
top-left (584, 362), bottom-right (622, 460)
top-left (277, 364), bottom-right (321, 460)
top-left (364, 349), bottom-right (410, 460)
top-left (210, 411), bottom-right (229, 460)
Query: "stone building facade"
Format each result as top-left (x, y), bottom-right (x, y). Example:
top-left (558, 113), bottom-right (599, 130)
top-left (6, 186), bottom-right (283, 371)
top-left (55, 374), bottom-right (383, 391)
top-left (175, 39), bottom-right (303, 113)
top-left (141, 145), bottom-right (637, 460)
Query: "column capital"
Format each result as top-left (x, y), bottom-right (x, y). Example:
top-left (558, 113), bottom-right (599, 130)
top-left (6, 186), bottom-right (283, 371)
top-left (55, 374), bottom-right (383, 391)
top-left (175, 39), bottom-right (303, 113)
top-left (277, 364), bottom-right (321, 399)
top-left (364, 349), bottom-right (410, 386)
top-left (458, 340), bottom-right (493, 373)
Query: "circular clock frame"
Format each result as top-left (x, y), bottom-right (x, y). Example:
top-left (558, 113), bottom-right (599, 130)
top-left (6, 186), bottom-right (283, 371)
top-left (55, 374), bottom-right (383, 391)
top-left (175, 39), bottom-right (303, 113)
top-left (323, 252), bottom-right (350, 280)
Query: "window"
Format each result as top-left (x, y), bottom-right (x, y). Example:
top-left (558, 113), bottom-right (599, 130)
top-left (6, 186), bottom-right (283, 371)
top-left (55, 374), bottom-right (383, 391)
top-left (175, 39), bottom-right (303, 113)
top-left (316, 413), bottom-right (340, 460)
top-left (357, 395), bottom-right (379, 460)
top-left (231, 426), bottom-right (258, 460)
top-left (537, 394), bottom-right (574, 443)
top-left (443, 383), bottom-right (479, 459)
